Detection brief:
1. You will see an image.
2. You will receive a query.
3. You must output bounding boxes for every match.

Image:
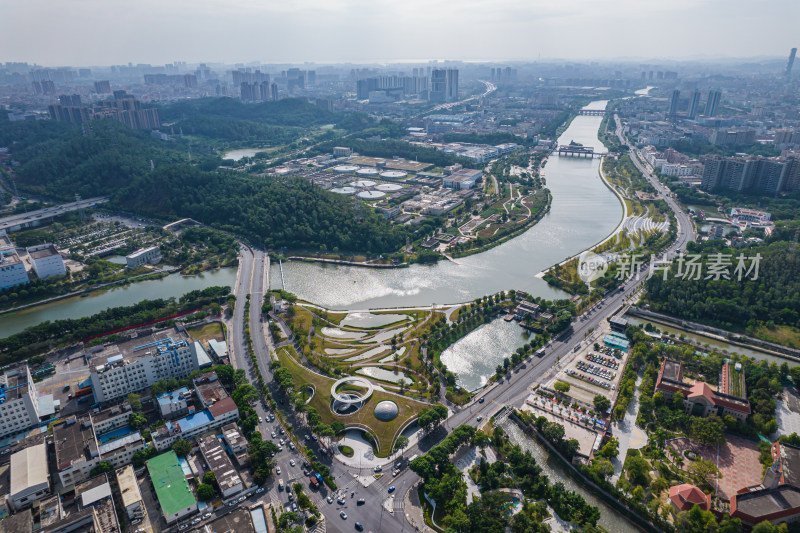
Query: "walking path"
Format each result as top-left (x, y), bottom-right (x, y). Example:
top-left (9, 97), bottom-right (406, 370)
top-left (610, 372), bottom-right (646, 484)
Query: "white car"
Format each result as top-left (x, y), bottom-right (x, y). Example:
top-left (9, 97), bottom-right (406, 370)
top-left (179, 525), bottom-right (189, 531)
top-left (259, 416), bottom-right (263, 423)
top-left (191, 518), bottom-right (201, 525)
top-left (256, 487), bottom-right (265, 494)
top-left (203, 513), bottom-right (212, 519)
top-left (290, 459), bottom-right (296, 467)
top-left (276, 466), bottom-right (281, 474)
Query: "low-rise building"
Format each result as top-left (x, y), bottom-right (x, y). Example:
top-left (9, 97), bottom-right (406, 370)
top-left (194, 372), bottom-right (228, 408)
top-left (221, 423), bottom-right (249, 466)
top-left (514, 301), bottom-right (540, 320)
top-left (125, 246), bottom-right (162, 269)
top-left (669, 484), bottom-right (711, 513)
top-left (115, 465), bottom-right (144, 521)
top-left (731, 443), bottom-right (800, 527)
top-left (198, 434), bottom-right (243, 498)
top-left (146, 451), bottom-right (197, 524)
top-left (730, 207), bottom-right (771, 223)
top-left (152, 397), bottom-right (239, 451)
top-left (0, 365), bottom-right (41, 439)
top-left (332, 147), bottom-right (352, 157)
top-left (156, 387), bottom-right (192, 420)
top-left (443, 169), bottom-right (482, 190)
top-left (90, 402), bottom-right (132, 435)
top-left (8, 443), bottom-right (50, 511)
top-left (26, 244), bottom-right (66, 279)
top-left (655, 359), bottom-right (751, 421)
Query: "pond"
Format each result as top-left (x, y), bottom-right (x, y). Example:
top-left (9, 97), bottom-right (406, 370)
top-left (340, 312), bottom-right (410, 328)
top-left (356, 366), bottom-right (414, 384)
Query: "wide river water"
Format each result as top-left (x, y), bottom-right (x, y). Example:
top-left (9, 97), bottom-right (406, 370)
top-left (269, 100), bottom-right (622, 309)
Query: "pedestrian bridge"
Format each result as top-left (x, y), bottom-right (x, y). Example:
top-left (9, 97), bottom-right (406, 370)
top-left (578, 109), bottom-right (605, 116)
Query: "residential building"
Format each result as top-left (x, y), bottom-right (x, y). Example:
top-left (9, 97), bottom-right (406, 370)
top-left (53, 417), bottom-right (145, 487)
top-left (94, 80), bottom-right (111, 93)
top-left (668, 90), bottom-right (680, 117)
top-left (0, 365), bottom-right (40, 439)
top-left (198, 434), bottom-right (243, 498)
top-left (430, 69), bottom-right (459, 103)
top-left (89, 402), bottom-right (132, 435)
top-left (730, 208), bottom-right (771, 224)
top-left (125, 246), bottom-right (162, 269)
top-left (115, 465), bottom-right (144, 521)
top-left (26, 244), bottom-right (65, 280)
top-left (0, 249), bottom-right (30, 290)
top-left (711, 129), bottom-right (756, 146)
top-left (88, 330), bottom-right (205, 403)
top-left (221, 423), bottom-right (249, 467)
top-left (194, 372), bottom-right (229, 408)
top-left (702, 155), bottom-right (790, 194)
top-left (152, 397), bottom-right (239, 451)
top-left (443, 169), bottom-right (482, 190)
top-left (654, 359), bottom-right (751, 421)
top-left (688, 90), bottom-right (701, 120)
top-left (156, 387), bottom-right (192, 419)
top-left (706, 90), bottom-right (721, 118)
top-left (146, 451), bottom-right (197, 524)
top-left (8, 443), bottom-right (50, 511)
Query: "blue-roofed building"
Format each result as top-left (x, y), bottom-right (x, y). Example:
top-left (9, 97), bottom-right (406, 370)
top-left (152, 397), bottom-right (239, 451)
top-left (156, 387), bottom-right (192, 420)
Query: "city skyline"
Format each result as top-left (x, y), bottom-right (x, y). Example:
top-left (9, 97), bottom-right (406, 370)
top-left (1, 0), bottom-right (798, 66)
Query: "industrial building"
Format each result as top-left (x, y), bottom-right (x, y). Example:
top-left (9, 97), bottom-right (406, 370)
top-left (25, 244), bottom-right (66, 280)
top-left (125, 246), bottom-right (162, 269)
top-left (116, 465), bottom-right (144, 522)
top-left (146, 451), bottom-right (197, 524)
top-left (88, 330), bottom-right (206, 403)
top-left (152, 397), bottom-right (239, 451)
top-left (8, 443), bottom-right (50, 511)
top-left (0, 248), bottom-right (29, 290)
top-left (443, 168), bottom-right (482, 190)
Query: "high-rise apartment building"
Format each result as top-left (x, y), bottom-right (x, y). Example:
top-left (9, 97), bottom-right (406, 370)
top-left (94, 80), bottom-right (111, 93)
top-left (688, 89), bottom-right (701, 120)
top-left (668, 89), bottom-right (680, 117)
top-left (706, 90), bottom-right (721, 117)
top-left (430, 68), bottom-right (459, 103)
top-left (701, 155), bottom-right (794, 195)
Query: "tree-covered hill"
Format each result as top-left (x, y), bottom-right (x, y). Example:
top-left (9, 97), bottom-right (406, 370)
top-left (6, 119), bottom-right (407, 254)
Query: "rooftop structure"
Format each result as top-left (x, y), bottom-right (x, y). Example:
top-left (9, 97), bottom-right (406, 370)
top-left (153, 397), bottom-right (238, 451)
top-left (90, 402), bottom-right (132, 435)
top-left (194, 371), bottom-right (228, 408)
top-left (9, 443), bottom-right (50, 511)
top-left (442, 168), bottom-right (482, 190)
top-left (655, 359), bottom-right (750, 421)
top-left (198, 434), bottom-right (243, 498)
top-left (156, 387), bottom-right (192, 419)
top-left (115, 465), bottom-right (144, 521)
top-left (204, 508), bottom-right (256, 533)
top-left (0, 248), bottom-right (29, 290)
top-left (669, 484), bottom-right (711, 512)
top-left (146, 451), bottom-right (197, 523)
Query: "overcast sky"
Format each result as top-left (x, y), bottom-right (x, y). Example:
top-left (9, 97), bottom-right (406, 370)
top-left (2, 0), bottom-right (797, 66)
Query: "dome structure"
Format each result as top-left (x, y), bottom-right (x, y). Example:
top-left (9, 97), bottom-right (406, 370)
top-left (373, 400), bottom-right (399, 421)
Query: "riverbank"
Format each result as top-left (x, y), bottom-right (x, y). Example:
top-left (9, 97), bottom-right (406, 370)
top-left (627, 308), bottom-right (800, 364)
top-left (450, 189), bottom-right (553, 259)
top-left (287, 256), bottom-right (406, 268)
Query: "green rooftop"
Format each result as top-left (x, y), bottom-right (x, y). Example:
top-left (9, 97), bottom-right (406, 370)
top-left (146, 451), bottom-right (196, 516)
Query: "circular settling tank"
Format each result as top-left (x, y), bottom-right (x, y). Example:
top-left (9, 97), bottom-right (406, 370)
top-left (330, 187), bottom-right (357, 195)
top-left (333, 165), bottom-right (360, 173)
top-left (357, 190), bottom-right (386, 200)
top-left (349, 180), bottom-right (377, 188)
top-left (380, 170), bottom-right (406, 180)
top-left (376, 183), bottom-right (403, 191)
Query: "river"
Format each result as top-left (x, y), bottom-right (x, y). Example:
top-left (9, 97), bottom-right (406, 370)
top-left (498, 418), bottom-right (641, 533)
top-left (0, 268), bottom-right (237, 338)
top-left (270, 100), bottom-right (623, 309)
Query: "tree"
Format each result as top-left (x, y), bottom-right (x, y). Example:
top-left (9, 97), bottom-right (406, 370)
top-left (128, 412), bottom-right (147, 430)
top-left (394, 435), bottom-right (409, 454)
top-left (689, 459), bottom-right (721, 487)
top-left (674, 505), bottom-right (719, 533)
top-left (172, 438), bottom-right (192, 457)
top-left (673, 391), bottom-right (685, 411)
top-left (554, 381), bottom-right (570, 393)
top-left (692, 415), bottom-right (726, 445)
top-left (202, 470), bottom-right (216, 486)
top-left (306, 407), bottom-right (321, 428)
top-left (593, 395), bottom-right (611, 413)
top-left (90, 461), bottom-right (113, 477)
top-left (597, 437), bottom-right (619, 459)
top-left (473, 431), bottom-right (491, 450)
top-left (197, 483), bottom-right (215, 501)
top-left (625, 454), bottom-right (650, 486)
top-left (127, 393), bottom-right (142, 412)
top-left (150, 380), bottom-right (168, 396)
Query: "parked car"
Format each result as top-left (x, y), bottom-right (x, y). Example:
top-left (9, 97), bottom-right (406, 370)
top-left (340, 511), bottom-right (348, 520)
top-left (374, 466), bottom-right (382, 472)
top-left (355, 523), bottom-right (364, 532)
top-left (276, 466), bottom-right (281, 475)
top-left (290, 459), bottom-right (296, 467)
top-left (357, 498), bottom-right (365, 505)
top-left (292, 502), bottom-right (298, 512)
top-left (388, 486), bottom-right (396, 493)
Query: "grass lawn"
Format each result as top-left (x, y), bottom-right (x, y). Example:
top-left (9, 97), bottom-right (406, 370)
top-left (186, 322), bottom-right (225, 343)
top-left (754, 324), bottom-right (800, 349)
top-left (276, 346), bottom-right (428, 456)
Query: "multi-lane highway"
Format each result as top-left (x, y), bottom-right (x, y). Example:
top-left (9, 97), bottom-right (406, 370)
top-left (0, 196), bottom-right (109, 232)
top-left (223, 111), bottom-right (696, 533)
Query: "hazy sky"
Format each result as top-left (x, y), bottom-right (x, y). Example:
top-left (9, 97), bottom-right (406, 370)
top-left (2, 0), bottom-right (797, 66)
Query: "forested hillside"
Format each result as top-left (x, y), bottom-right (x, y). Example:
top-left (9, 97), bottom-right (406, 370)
top-left (644, 234), bottom-right (800, 331)
top-left (6, 120), bottom-right (407, 253)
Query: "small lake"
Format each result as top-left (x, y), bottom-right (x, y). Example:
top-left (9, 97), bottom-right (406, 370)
top-left (340, 313), bottom-right (409, 328)
top-left (357, 366), bottom-right (414, 384)
top-left (222, 148), bottom-right (265, 161)
top-left (440, 318), bottom-right (535, 392)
